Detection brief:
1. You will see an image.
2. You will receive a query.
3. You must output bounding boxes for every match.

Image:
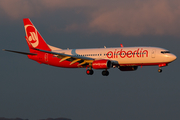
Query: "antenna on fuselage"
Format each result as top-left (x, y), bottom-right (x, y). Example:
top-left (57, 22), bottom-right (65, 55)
top-left (120, 44), bottom-right (123, 47)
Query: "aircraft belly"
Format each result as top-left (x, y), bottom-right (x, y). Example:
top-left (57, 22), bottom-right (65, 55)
top-left (115, 57), bottom-right (164, 65)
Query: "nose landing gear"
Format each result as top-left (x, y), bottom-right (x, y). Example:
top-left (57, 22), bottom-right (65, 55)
top-left (158, 63), bottom-right (168, 73)
top-left (158, 64), bottom-right (167, 73)
top-left (158, 68), bottom-right (162, 73)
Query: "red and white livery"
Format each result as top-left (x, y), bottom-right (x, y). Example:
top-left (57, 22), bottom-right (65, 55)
top-left (3, 18), bottom-right (177, 76)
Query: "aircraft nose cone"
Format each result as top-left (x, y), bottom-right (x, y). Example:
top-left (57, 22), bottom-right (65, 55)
top-left (171, 54), bottom-right (177, 61)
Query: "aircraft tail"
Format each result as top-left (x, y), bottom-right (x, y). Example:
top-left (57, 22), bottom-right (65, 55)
top-left (23, 18), bottom-right (51, 52)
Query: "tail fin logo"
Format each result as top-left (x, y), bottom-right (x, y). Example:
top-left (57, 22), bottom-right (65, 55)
top-left (25, 25), bottom-right (39, 48)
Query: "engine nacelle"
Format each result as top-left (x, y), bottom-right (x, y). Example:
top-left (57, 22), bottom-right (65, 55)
top-left (92, 60), bottom-right (111, 69)
top-left (119, 66), bottom-right (138, 71)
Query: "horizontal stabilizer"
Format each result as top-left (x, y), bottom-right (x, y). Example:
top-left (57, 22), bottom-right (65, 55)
top-left (3, 49), bottom-right (37, 55)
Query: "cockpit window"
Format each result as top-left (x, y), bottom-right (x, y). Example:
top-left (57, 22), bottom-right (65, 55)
top-left (161, 51), bottom-right (170, 54)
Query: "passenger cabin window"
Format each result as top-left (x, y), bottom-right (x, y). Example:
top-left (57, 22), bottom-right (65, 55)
top-left (161, 51), bottom-right (170, 54)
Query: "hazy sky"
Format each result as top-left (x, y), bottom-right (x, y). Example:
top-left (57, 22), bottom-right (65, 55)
top-left (0, 0), bottom-right (180, 120)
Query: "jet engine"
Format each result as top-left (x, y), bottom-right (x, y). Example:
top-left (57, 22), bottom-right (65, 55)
top-left (92, 60), bottom-right (111, 69)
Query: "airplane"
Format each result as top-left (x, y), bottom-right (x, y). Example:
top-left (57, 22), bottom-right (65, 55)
top-left (3, 18), bottom-right (177, 76)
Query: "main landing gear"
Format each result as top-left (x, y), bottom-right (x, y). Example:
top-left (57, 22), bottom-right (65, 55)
top-left (102, 70), bottom-right (109, 76)
top-left (86, 69), bottom-right (94, 75)
top-left (86, 69), bottom-right (109, 76)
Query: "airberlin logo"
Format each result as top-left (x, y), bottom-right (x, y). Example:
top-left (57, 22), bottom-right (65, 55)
top-left (107, 48), bottom-right (148, 58)
top-left (25, 25), bottom-right (39, 48)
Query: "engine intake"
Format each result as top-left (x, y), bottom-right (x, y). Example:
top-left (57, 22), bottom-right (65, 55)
top-left (92, 60), bottom-right (111, 69)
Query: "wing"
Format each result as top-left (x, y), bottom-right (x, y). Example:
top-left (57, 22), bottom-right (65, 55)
top-left (3, 49), bottom-right (37, 55)
top-left (34, 48), bottom-right (94, 66)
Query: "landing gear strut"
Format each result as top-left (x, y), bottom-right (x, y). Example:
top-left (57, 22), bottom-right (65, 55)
top-left (86, 64), bottom-right (94, 75)
top-left (102, 70), bottom-right (109, 76)
top-left (158, 68), bottom-right (162, 73)
top-left (86, 69), bottom-right (94, 75)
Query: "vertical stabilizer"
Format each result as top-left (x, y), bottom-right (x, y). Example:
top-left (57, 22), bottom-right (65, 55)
top-left (23, 18), bottom-right (51, 51)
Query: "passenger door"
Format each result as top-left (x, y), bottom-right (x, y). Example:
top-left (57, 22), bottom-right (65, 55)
top-left (151, 50), bottom-right (156, 58)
